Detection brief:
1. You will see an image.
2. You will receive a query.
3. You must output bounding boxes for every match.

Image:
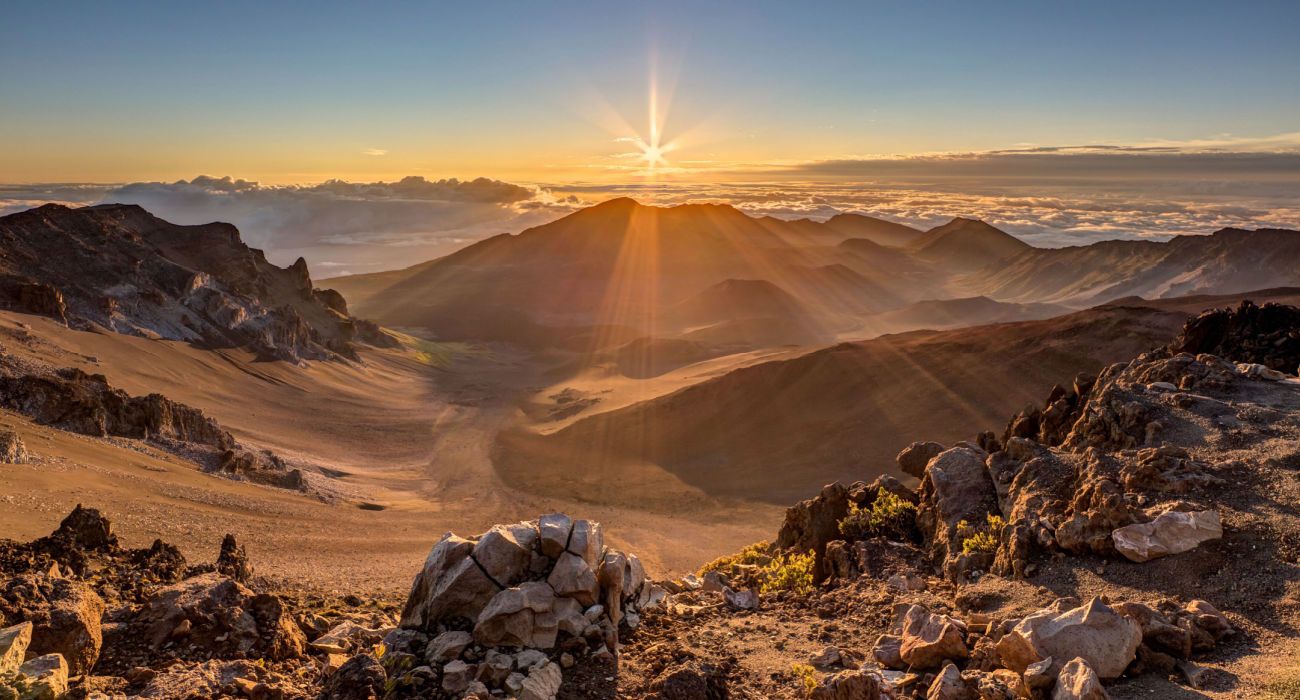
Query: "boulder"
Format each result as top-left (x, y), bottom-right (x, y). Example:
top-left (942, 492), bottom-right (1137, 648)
top-left (15, 653), bottom-right (69, 700)
top-left (0, 430), bottom-right (28, 464)
top-left (319, 653), bottom-right (386, 700)
top-left (872, 634), bottom-right (905, 670)
top-left (566, 520), bottom-right (603, 567)
top-left (900, 605), bottom-right (968, 669)
top-left (1052, 658), bottom-right (1108, 700)
top-left (537, 514), bottom-right (572, 559)
top-left (1111, 510), bottom-right (1221, 562)
top-left (0, 575), bottom-right (103, 676)
top-left (996, 598), bottom-right (1140, 680)
top-left (0, 622), bottom-right (33, 676)
top-left (136, 573), bottom-right (305, 661)
top-left (810, 668), bottom-right (887, 700)
top-left (400, 534), bottom-right (498, 630)
top-left (442, 659), bottom-right (475, 693)
top-left (898, 441), bottom-right (946, 479)
top-left (472, 524), bottom-right (534, 585)
top-left (914, 447), bottom-right (998, 580)
top-left (926, 663), bottom-right (974, 700)
top-left (517, 661), bottom-right (562, 700)
top-left (425, 630), bottom-right (472, 663)
top-left (474, 582), bottom-right (559, 649)
top-left (547, 552), bottom-right (599, 607)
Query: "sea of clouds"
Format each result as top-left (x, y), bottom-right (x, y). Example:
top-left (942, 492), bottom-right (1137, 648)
top-left (2, 148), bottom-right (1297, 274)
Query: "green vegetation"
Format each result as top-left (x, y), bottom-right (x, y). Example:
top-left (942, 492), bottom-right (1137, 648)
top-left (958, 513), bottom-right (1006, 554)
top-left (699, 541), bottom-right (816, 595)
top-left (386, 329), bottom-right (473, 368)
top-left (837, 488), bottom-right (917, 541)
top-left (791, 663), bottom-right (818, 698)
top-left (760, 550), bottom-right (816, 595)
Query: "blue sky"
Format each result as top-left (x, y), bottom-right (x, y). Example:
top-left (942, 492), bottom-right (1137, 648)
top-left (3, 1), bottom-right (1298, 183)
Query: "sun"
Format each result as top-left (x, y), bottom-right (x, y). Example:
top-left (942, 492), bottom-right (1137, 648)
top-left (640, 141), bottom-right (668, 168)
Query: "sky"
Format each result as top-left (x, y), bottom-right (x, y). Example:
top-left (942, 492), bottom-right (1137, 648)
top-left (2, 1), bottom-right (1298, 271)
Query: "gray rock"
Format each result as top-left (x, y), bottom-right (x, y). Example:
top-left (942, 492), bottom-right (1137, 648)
top-left (400, 535), bottom-right (498, 630)
top-left (425, 630), bottom-right (472, 663)
top-left (474, 582), bottom-right (558, 649)
top-left (567, 520), bottom-right (604, 567)
top-left (897, 441), bottom-right (946, 478)
top-left (472, 524), bottom-right (533, 586)
top-left (547, 552), bottom-right (599, 607)
top-left (518, 661), bottom-right (563, 700)
top-left (441, 659), bottom-right (474, 693)
top-left (538, 514), bottom-right (572, 559)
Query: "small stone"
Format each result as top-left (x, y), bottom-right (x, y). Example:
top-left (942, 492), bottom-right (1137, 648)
top-left (1052, 657), bottom-right (1108, 700)
top-left (441, 659), bottom-right (474, 693)
top-left (425, 630), bottom-right (472, 663)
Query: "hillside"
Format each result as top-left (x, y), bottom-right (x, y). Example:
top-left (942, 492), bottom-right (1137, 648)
top-left (970, 227), bottom-right (1300, 306)
top-left (0, 204), bottom-right (392, 362)
top-left (909, 217), bottom-right (1033, 271)
top-left (496, 303), bottom-right (1191, 504)
top-left (324, 200), bottom-right (948, 347)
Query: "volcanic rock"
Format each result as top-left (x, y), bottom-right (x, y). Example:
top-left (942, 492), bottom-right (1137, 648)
top-left (0, 574), bottom-right (104, 675)
top-left (1111, 509), bottom-right (1222, 562)
top-left (899, 605), bottom-right (968, 669)
top-left (996, 598), bottom-right (1140, 680)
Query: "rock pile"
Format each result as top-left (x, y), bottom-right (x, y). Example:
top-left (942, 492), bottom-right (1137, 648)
top-left (327, 513), bottom-right (664, 698)
top-left (845, 595), bottom-right (1234, 698)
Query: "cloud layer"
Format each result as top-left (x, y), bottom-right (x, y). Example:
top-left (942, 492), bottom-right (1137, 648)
top-left (1, 146), bottom-right (1297, 276)
top-left (0, 176), bottom-right (579, 274)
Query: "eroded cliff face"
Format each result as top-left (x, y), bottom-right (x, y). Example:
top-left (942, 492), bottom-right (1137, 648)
top-left (0, 204), bottom-right (395, 363)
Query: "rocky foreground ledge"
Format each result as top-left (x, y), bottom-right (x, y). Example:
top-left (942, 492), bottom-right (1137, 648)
top-left (0, 508), bottom-right (664, 700)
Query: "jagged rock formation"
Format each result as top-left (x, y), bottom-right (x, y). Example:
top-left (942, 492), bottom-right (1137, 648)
top-left (1174, 299), bottom-right (1300, 374)
top-left (0, 361), bottom-right (303, 490)
top-left (0, 204), bottom-right (397, 363)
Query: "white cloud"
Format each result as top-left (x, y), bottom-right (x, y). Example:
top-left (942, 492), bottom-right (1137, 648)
top-left (362, 148), bottom-right (388, 156)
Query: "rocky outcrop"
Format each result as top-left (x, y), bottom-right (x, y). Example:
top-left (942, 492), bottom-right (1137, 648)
top-left (914, 446), bottom-right (998, 580)
top-left (0, 204), bottom-right (397, 363)
top-left (0, 575), bottom-right (104, 676)
top-left (1174, 300), bottom-right (1300, 374)
top-left (0, 368), bottom-right (231, 447)
top-left (0, 364), bottom-right (305, 491)
top-left (0, 431), bottom-right (29, 464)
top-left (131, 573), bottom-right (306, 662)
top-left (775, 482), bottom-right (850, 583)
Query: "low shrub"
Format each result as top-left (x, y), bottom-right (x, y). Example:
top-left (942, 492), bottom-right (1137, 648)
top-left (838, 488), bottom-right (917, 541)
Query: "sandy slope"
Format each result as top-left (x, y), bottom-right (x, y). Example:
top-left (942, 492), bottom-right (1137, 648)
top-left (0, 311), bottom-right (779, 589)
